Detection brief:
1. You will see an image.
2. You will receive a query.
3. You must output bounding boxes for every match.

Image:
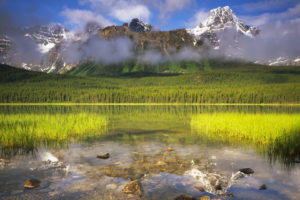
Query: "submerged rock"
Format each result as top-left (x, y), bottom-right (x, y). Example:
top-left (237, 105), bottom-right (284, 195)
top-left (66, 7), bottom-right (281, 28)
top-left (166, 147), bottom-right (173, 152)
top-left (219, 193), bottom-right (234, 197)
top-left (24, 179), bottom-right (41, 189)
top-left (174, 194), bottom-right (196, 200)
top-left (215, 184), bottom-right (222, 190)
top-left (121, 180), bottom-right (143, 196)
top-left (0, 158), bottom-right (7, 169)
top-left (199, 196), bottom-right (210, 200)
top-left (97, 153), bottom-right (110, 159)
top-left (106, 183), bottom-right (118, 190)
top-left (194, 186), bottom-right (205, 192)
top-left (259, 184), bottom-right (267, 190)
top-left (239, 168), bottom-right (254, 175)
top-left (156, 161), bottom-right (167, 166)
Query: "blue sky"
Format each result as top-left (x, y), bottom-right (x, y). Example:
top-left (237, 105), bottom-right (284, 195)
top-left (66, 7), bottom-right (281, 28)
top-left (1, 0), bottom-right (300, 30)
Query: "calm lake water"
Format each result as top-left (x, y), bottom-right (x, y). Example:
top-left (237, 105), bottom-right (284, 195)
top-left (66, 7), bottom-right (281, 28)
top-left (0, 105), bottom-right (300, 200)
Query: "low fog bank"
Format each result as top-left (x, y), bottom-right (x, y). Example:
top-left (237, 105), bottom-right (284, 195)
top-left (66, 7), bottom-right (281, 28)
top-left (0, 11), bottom-right (45, 64)
top-left (218, 19), bottom-right (300, 62)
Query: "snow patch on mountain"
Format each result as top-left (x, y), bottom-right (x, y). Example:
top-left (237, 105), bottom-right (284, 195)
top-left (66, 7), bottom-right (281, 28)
top-left (24, 23), bottom-right (69, 54)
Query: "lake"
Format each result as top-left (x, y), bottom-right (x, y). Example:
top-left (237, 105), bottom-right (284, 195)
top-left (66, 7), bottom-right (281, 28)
top-left (0, 105), bottom-right (300, 200)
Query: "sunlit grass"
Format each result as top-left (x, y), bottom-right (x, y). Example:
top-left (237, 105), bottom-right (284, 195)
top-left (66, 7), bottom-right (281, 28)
top-left (0, 113), bottom-right (108, 148)
top-left (191, 113), bottom-right (300, 145)
top-left (191, 113), bottom-right (300, 166)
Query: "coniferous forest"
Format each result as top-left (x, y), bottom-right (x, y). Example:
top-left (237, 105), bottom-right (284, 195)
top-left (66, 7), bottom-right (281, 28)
top-left (1, 63), bottom-right (299, 104)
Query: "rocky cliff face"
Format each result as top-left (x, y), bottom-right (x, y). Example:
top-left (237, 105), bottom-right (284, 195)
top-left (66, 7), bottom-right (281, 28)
top-left (100, 24), bottom-right (195, 52)
top-left (129, 18), bottom-right (152, 32)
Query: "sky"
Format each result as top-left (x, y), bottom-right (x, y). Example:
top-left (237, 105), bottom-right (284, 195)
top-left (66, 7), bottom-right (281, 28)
top-left (1, 0), bottom-right (300, 31)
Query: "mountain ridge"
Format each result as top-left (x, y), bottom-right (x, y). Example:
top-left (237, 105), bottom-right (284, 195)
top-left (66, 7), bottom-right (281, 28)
top-left (0, 6), bottom-right (299, 73)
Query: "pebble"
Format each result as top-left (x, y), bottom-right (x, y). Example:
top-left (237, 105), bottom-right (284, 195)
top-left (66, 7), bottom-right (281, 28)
top-left (259, 184), bottom-right (267, 190)
top-left (24, 179), bottom-right (41, 189)
top-left (199, 196), bottom-right (210, 200)
top-left (166, 147), bottom-right (173, 152)
top-left (121, 180), bottom-right (143, 197)
top-left (97, 153), bottom-right (110, 159)
top-left (239, 168), bottom-right (254, 175)
top-left (174, 194), bottom-right (196, 200)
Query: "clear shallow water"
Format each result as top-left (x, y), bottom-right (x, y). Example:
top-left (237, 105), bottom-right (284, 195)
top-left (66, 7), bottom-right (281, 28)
top-left (0, 105), bottom-right (300, 200)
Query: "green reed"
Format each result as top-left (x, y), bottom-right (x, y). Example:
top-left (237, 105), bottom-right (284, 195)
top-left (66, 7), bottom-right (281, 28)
top-left (191, 113), bottom-right (300, 144)
top-left (191, 113), bottom-right (300, 166)
top-left (0, 113), bottom-right (108, 148)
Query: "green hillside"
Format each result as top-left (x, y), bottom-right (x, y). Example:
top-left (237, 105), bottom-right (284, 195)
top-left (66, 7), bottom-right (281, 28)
top-left (0, 64), bottom-right (300, 104)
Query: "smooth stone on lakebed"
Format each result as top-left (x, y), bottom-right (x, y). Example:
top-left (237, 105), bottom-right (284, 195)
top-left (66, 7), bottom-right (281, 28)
top-left (215, 184), bottom-right (222, 190)
top-left (24, 179), bottom-right (41, 189)
top-left (97, 153), bottom-right (110, 159)
top-left (219, 193), bottom-right (234, 197)
top-left (174, 194), bottom-right (196, 200)
top-left (121, 180), bottom-right (143, 197)
top-left (194, 186), bottom-right (205, 192)
top-left (199, 196), bottom-right (210, 200)
top-left (239, 168), bottom-right (254, 175)
top-left (259, 184), bottom-right (267, 190)
top-left (166, 147), bottom-right (173, 152)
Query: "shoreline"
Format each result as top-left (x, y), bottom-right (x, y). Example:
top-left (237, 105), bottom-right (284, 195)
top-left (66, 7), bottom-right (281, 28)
top-left (0, 103), bottom-right (299, 106)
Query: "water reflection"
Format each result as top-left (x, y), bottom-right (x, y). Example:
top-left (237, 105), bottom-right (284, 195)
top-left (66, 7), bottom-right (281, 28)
top-left (0, 105), bottom-right (299, 200)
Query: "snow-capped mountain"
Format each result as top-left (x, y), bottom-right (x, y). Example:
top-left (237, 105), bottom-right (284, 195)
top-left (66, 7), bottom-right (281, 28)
top-left (24, 23), bottom-right (70, 54)
top-left (1, 7), bottom-right (299, 71)
top-left (187, 6), bottom-right (259, 47)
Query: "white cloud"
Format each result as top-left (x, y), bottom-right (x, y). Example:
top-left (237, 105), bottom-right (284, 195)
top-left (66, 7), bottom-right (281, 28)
top-left (241, 0), bottom-right (297, 12)
top-left (80, 0), bottom-right (191, 24)
top-left (242, 3), bottom-right (300, 26)
top-left (164, 0), bottom-right (190, 13)
top-left (110, 3), bottom-right (150, 22)
top-left (61, 8), bottom-right (112, 30)
top-left (187, 10), bottom-right (209, 28)
top-left (79, 0), bottom-right (151, 23)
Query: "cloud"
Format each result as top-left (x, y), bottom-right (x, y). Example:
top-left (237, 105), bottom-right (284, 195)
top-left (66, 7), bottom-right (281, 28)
top-left (0, 11), bottom-right (44, 64)
top-left (110, 4), bottom-right (150, 22)
top-left (79, 0), bottom-right (151, 23)
top-left (138, 50), bottom-right (166, 64)
top-left (163, 0), bottom-right (191, 13)
top-left (152, 0), bottom-right (192, 26)
top-left (80, 0), bottom-right (191, 25)
top-left (242, 3), bottom-right (300, 26)
top-left (241, 0), bottom-right (298, 12)
top-left (61, 36), bottom-right (134, 64)
top-left (217, 19), bottom-right (300, 62)
top-left (61, 8), bottom-right (112, 30)
top-left (187, 10), bottom-right (209, 28)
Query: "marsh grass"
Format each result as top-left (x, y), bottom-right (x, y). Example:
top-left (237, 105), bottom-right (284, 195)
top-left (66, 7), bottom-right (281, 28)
top-left (191, 113), bottom-right (300, 166)
top-left (0, 113), bottom-right (108, 149)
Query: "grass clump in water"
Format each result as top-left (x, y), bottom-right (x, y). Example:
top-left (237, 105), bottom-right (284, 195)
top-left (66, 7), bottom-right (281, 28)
top-left (0, 113), bottom-right (108, 149)
top-left (191, 113), bottom-right (300, 145)
top-left (191, 113), bottom-right (300, 166)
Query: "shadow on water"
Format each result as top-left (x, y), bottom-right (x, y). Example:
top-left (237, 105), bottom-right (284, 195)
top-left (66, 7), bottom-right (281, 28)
top-left (0, 105), bottom-right (300, 199)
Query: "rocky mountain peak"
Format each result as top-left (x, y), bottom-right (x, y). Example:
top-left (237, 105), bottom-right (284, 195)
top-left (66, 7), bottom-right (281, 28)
top-left (187, 6), bottom-right (259, 41)
top-left (204, 6), bottom-right (236, 27)
top-left (129, 18), bottom-right (152, 32)
top-left (24, 23), bottom-right (67, 45)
